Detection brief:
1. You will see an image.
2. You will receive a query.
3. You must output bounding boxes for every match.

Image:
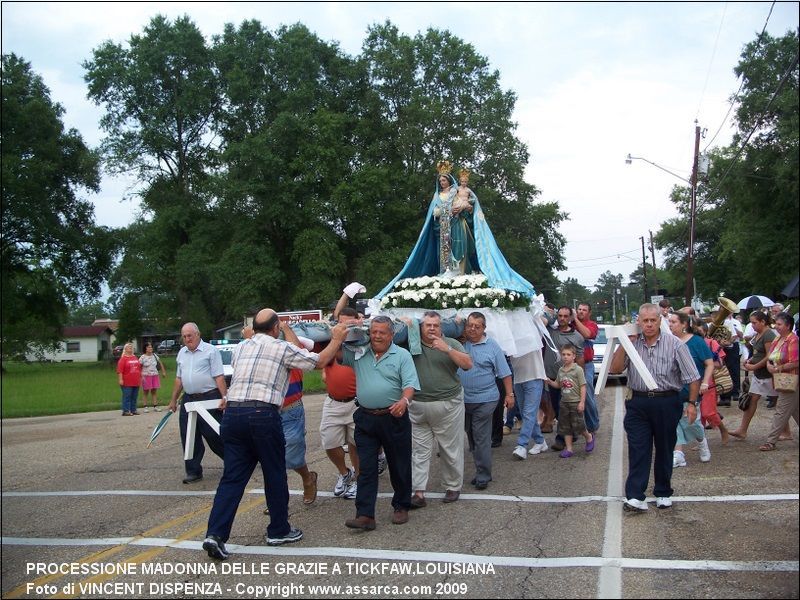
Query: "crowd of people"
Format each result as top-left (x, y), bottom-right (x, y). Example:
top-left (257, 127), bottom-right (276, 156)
top-left (115, 164), bottom-right (797, 558)
top-left (112, 290), bottom-right (797, 559)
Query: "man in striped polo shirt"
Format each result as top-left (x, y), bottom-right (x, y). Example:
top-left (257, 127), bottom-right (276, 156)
top-left (610, 303), bottom-right (700, 512)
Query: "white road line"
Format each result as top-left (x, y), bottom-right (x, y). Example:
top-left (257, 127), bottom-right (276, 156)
top-left (3, 489), bottom-right (797, 503)
top-left (1, 536), bottom-right (797, 572)
top-left (598, 385), bottom-right (625, 599)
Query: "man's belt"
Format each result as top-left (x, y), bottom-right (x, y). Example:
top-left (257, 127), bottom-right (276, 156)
top-left (358, 406), bottom-right (392, 416)
top-left (227, 401), bottom-right (279, 409)
top-left (281, 399), bottom-right (303, 413)
top-left (631, 390), bottom-right (677, 397)
top-left (184, 390), bottom-right (221, 401)
top-left (331, 396), bottom-right (356, 403)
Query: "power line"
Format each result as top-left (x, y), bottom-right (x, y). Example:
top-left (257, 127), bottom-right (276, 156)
top-left (703, 1), bottom-right (777, 151)
top-left (565, 249), bottom-right (640, 263)
top-left (696, 2), bottom-right (728, 120)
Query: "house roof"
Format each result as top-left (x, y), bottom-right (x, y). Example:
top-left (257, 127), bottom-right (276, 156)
top-left (62, 326), bottom-right (114, 337)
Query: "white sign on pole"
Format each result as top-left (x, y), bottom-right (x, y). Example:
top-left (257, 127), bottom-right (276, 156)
top-left (650, 295), bottom-right (664, 304)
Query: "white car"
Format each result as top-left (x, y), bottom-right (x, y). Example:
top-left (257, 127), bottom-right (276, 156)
top-left (592, 324), bottom-right (627, 382)
top-left (215, 344), bottom-right (236, 387)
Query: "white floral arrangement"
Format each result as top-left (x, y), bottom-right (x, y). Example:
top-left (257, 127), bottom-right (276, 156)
top-left (381, 275), bottom-right (530, 310)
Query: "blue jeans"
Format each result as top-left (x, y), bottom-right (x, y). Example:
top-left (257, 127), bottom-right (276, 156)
top-left (280, 401), bottom-right (307, 470)
top-left (583, 362), bottom-right (599, 432)
top-left (180, 397), bottom-right (224, 478)
top-left (353, 408), bottom-right (412, 518)
top-left (206, 404), bottom-right (291, 541)
top-left (515, 379), bottom-right (544, 448)
top-left (624, 393), bottom-right (683, 501)
top-left (121, 386), bottom-right (138, 414)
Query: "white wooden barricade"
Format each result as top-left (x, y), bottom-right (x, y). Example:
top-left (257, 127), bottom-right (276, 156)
top-left (183, 399), bottom-right (222, 460)
top-left (594, 324), bottom-right (658, 396)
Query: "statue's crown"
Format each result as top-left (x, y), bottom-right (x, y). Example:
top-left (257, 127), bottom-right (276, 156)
top-left (436, 160), bottom-right (453, 176)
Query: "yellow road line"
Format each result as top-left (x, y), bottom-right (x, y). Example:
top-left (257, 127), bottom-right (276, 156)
top-left (3, 496), bottom-right (263, 599)
top-left (47, 496), bottom-right (265, 599)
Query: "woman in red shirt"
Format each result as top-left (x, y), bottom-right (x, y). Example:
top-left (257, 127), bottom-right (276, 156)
top-left (117, 343), bottom-right (142, 416)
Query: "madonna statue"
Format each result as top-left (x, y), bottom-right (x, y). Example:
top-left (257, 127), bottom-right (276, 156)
top-left (376, 161), bottom-right (535, 298)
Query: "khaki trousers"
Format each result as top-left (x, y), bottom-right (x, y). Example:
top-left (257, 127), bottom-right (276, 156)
top-left (409, 392), bottom-right (465, 492)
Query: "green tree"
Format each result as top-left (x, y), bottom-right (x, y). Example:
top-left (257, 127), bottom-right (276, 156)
top-left (67, 301), bottom-right (113, 326)
top-left (114, 293), bottom-right (144, 345)
top-left (655, 30), bottom-right (799, 302)
top-left (1, 54), bottom-right (115, 362)
top-left (84, 14), bottom-right (222, 325)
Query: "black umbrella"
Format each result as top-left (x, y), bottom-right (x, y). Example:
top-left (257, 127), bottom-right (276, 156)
top-left (781, 275), bottom-right (799, 298)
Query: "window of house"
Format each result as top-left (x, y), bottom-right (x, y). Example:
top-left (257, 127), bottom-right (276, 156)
top-left (66, 341), bottom-right (80, 353)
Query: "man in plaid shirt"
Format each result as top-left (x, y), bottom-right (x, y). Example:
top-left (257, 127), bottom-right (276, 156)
top-left (202, 309), bottom-right (347, 560)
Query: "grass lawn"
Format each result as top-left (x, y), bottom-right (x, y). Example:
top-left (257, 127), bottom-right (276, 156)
top-left (1, 358), bottom-right (326, 418)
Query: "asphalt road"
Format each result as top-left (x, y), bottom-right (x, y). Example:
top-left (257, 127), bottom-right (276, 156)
top-left (1, 383), bottom-right (798, 599)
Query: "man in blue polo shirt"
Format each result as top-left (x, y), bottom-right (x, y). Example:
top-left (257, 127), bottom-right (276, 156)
top-left (458, 312), bottom-right (514, 490)
top-left (342, 315), bottom-right (420, 531)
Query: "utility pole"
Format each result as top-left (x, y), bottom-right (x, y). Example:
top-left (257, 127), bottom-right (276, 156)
top-left (685, 121), bottom-right (701, 307)
top-left (640, 236), bottom-right (648, 303)
top-left (649, 230), bottom-right (659, 295)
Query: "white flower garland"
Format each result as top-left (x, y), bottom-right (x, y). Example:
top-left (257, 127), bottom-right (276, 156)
top-left (382, 275), bottom-right (529, 310)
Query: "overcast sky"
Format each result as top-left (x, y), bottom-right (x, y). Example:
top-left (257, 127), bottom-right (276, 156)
top-left (2, 1), bottom-right (798, 291)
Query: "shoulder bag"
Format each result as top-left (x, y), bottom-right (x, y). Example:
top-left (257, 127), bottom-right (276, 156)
top-left (773, 372), bottom-right (798, 392)
top-left (713, 364), bottom-right (733, 395)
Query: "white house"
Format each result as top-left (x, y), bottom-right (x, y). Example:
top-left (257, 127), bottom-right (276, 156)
top-left (29, 326), bottom-right (115, 362)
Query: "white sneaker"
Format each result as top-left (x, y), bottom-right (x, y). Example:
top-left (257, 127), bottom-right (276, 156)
top-left (143, 407), bottom-right (150, 413)
top-left (673, 450), bottom-right (687, 468)
top-left (623, 498), bottom-right (649, 512)
top-left (512, 446), bottom-right (527, 460)
top-left (334, 467), bottom-right (354, 497)
top-left (698, 438), bottom-right (711, 462)
top-left (529, 441), bottom-right (549, 455)
top-left (154, 406), bottom-right (161, 412)
top-left (343, 480), bottom-right (357, 499)
top-left (656, 497), bottom-right (673, 509)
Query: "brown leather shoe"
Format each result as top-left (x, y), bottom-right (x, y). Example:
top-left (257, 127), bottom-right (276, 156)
top-left (345, 515), bottom-right (376, 530)
top-left (409, 494), bottom-right (427, 509)
top-left (391, 509), bottom-right (409, 525)
top-left (442, 490), bottom-right (460, 503)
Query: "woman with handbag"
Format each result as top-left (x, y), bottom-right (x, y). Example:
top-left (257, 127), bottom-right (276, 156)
top-left (759, 312), bottom-right (799, 451)
top-left (701, 324), bottom-right (730, 445)
top-left (729, 311), bottom-right (778, 440)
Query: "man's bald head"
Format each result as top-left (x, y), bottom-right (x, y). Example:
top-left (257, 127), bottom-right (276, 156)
top-left (253, 309), bottom-right (280, 334)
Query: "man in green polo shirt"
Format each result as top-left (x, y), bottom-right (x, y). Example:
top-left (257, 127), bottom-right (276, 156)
top-left (342, 316), bottom-right (419, 530)
top-left (408, 311), bottom-right (473, 507)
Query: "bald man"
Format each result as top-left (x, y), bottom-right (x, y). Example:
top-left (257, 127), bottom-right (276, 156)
top-left (203, 309), bottom-right (347, 559)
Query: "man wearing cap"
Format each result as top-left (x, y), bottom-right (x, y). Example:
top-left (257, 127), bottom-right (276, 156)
top-left (343, 315), bottom-right (420, 531)
top-left (610, 304), bottom-right (700, 512)
top-left (202, 309), bottom-right (347, 560)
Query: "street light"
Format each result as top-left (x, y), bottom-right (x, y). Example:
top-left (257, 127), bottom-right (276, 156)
top-left (625, 154), bottom-right (690, 185)
top-left (625, 124), bottom-right (701, 308)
